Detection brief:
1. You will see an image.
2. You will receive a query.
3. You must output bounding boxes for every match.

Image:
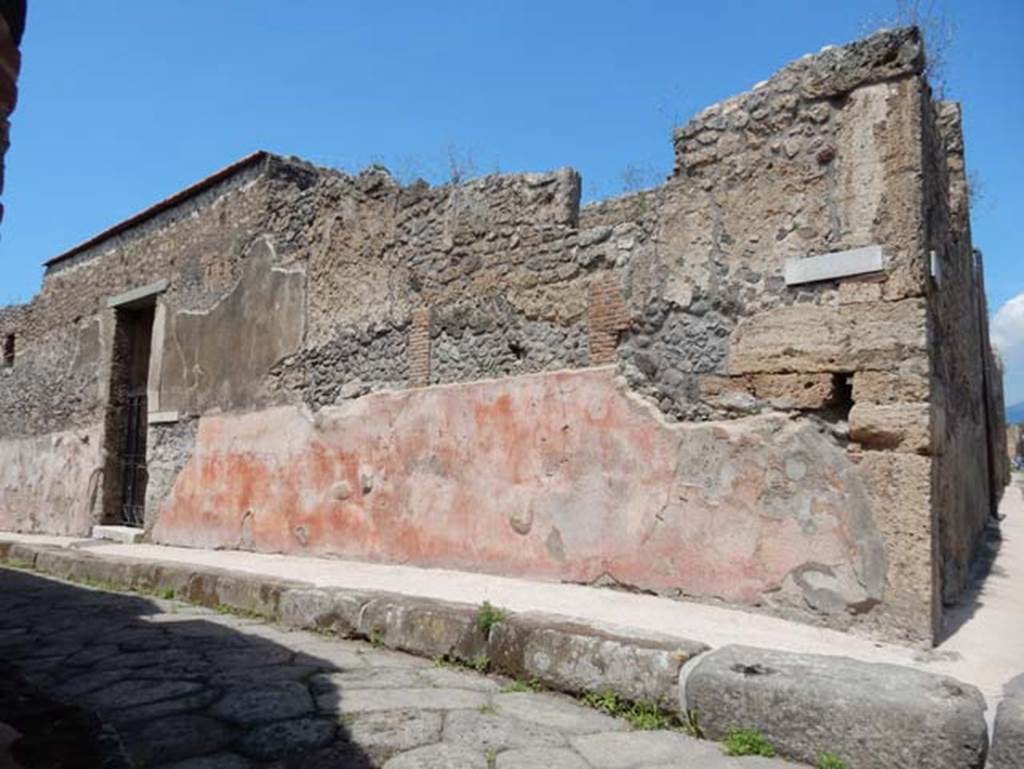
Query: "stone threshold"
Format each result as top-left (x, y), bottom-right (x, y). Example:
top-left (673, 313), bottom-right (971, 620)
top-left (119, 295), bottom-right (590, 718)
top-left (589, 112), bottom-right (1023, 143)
top-left (0, 536), bottom-right (995, 769)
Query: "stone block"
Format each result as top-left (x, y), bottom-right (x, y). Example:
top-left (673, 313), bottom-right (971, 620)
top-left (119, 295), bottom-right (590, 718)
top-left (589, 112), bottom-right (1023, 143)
top-left (682, 645), bottom-right (987, 769)
top-left (990, 674), bottom-right (1024, 769)
top-left (6, 542), bottom-right (39, 568)
top-left (852, 370), bottom-right (929, 404)
top-left (729, 299), bottom-right (926, 375)
top-left (32, 548), bottom-right (80, 579)
top-left (489, 612), bottom-right (706, 707)
top-left (68, 554), bottom-right (136, 588)
top-left (91, 524), bottom-right (144, 544)
top-left (211, 572), bottom-right (303, 618)
top-left (358, 595), bottom-right (488, 661)
top-left (849, 402), bottom-right (931, 453)
top-left (278, 587), bottom-right (369, 636)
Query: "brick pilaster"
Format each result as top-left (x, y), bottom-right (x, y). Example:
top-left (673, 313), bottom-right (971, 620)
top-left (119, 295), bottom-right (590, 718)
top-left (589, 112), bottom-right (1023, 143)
top-left (588, 273), bottom-right (630, 365)
top-left (408, 307), bottom-right (432, 387)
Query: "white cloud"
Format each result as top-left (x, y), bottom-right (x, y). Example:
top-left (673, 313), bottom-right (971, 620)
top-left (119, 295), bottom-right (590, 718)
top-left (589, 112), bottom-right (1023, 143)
top-left (992, 292), bottom-right (1024, 405)
top-left (992, 293), bottom-right (1024, 354)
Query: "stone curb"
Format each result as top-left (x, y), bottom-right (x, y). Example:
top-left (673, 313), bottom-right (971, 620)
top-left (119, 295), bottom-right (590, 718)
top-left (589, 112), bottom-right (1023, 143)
top-left (990, 674), bottom-right (1024, 769)
top-left (0, 540), bottom-right (993, 769)
top-left (0, 541), bottom-right (702, 712)
top-left (681, 644), bottom-right (989, 769)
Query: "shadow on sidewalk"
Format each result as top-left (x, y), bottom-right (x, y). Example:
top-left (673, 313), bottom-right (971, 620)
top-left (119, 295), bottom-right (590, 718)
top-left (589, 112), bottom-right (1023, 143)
top-left (0, 568), bottom-right (376, 768)
top-left (937, 518), bottom-right (1006, 644)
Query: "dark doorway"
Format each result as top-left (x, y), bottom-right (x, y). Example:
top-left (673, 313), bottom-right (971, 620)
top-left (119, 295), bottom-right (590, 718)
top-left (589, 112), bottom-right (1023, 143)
top-left (102, 304), bottom-right (155, 527)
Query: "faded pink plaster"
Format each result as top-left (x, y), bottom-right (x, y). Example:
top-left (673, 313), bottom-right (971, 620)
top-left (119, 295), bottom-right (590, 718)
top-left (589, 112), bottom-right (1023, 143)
top-left (0, 424), bottom-right (103, 536)
top-left (151, 367), bottom-right (884, 607)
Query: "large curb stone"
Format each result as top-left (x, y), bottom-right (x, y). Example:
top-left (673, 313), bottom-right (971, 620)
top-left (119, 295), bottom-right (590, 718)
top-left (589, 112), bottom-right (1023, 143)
top-left (682, 645), bottom-right (988, 769)
top-left (991, 674), bottom-right (1024, 769)
top-left (359, 594), bottom-right (489, 661)
top-left (278, 587), bottom-right (370, 636)
top-left (490, 612), bottom-right (707, 706)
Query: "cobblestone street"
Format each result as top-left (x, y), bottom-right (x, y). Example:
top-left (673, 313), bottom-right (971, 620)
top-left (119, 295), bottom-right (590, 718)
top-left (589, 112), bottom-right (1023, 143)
top-left (0, 568), bottom-right (803, 769)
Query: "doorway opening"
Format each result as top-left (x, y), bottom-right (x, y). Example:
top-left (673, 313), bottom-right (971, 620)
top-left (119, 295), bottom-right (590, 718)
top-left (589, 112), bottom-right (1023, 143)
top-left (102, 303), bottom-right (155, 527)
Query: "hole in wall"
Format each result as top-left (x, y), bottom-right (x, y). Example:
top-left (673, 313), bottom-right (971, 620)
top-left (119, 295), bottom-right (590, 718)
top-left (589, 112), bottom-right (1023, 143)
top-left (3, 334), bottom-right (14, 367)
top-left (817, 372), bottom-right (855, 425)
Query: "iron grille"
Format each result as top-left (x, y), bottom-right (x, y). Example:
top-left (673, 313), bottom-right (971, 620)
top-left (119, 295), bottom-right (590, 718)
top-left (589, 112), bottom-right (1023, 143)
top-left (119, 393), bottom-right (148, 527)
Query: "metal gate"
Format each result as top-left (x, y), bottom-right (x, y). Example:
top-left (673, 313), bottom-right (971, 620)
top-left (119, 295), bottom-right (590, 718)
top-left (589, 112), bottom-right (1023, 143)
top-left (119, 393), bottom-right (148, 527)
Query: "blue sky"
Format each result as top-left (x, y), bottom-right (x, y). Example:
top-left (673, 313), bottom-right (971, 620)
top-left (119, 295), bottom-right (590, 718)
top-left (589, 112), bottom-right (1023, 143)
top-left (2, 1), bottom-right (1022, 401)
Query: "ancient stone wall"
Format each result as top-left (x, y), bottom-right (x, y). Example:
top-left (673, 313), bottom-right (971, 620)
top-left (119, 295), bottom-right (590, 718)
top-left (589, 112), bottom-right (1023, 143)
top-left (0, 27), bottom-right (1007, 645)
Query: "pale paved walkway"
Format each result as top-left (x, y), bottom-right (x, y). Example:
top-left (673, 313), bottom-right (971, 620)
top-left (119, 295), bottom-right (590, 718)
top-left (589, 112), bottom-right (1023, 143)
top-left (0, 568), bottom-right (806, 768)
top-left (4, 479), bottom-right (1023, 714)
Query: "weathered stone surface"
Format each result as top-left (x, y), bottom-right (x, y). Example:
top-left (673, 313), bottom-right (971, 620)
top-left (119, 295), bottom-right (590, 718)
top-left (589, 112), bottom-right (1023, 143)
top-left (699, 373), bottom-right (838, 410)
top-left (570, 731), bottom-right (723, 769)
top-left (279, 587), bottom-right (369, 635)
top-left (444, 709), bottom-right (568, 750)
top-left (382, 744), bottom-right (488, 769)
top-left (343, 710), bottom-right (443, 759)
top-left (492, 692), bottom-right (625, 735)
top-left (849, 402), bottom-right (930, 453)
top-left (683, 645), bottom-right (988, 769)
top-left (210, 681), bottom-right (314, 725)
top-left (236, 716), bottom-right (337, 761)
top-left (495, 748), bottom-right (590, 769)
top-left (83, 678), bottom-right (204, 710)
top-left (121, 714), bottom-right (234, 766)
top-left (990, 674), bottom-right (1024, 769)
top-left (358, 596), bottom-right (487, 660)
top-left (852, 370), bottom-right (929, 404)
top-left (320, 687), bottom-right (489, 715)
top-left (164, 754), bottom-right (251, 769)
top-left (729, 300), bottom-right (927, 376)
top-left (488, 614), bottom-right (704, 706)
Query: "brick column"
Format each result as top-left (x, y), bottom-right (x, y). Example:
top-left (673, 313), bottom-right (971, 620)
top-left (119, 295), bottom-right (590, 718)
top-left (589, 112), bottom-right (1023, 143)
top-left (587, 273), bottom-right (630, 365)
top-left (408, 307), bottom-right (431, 387)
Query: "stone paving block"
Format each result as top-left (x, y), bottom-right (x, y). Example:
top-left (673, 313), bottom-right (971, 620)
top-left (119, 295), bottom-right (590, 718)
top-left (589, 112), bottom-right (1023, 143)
top-left (82, 678), bottom-right (205, 711)
top-left (121, 714), bottom-right (235, 766)
top-left (163, 754), bottom-right (251, 769)
top-left (990, 674), bottom-right (1024, 769)
top-left (495, 748), bottom-right (590, 769)
top-left (236, 716), bottom-right (337, 761)
top-left (682, 645), bottom-right (988, 769)
top-left (489, 612), bottom-right (706, 705)
top-left (359, 595), bottom-right (488, 661)
top-left (209, 681), bottom-right (314, 725)
top-left (342, 710), bottom-right (443, 760)
top-left (382, 743), bottom-right (488, 769)
top-left (320, 687), bottom-right (489, 715)
top-left (570, 730), bottom-right (721, 769)
top-left (442, 709), bottom-right (568, 750)
top-left (311, 667), bottom-right (426, 693)
top-left (492, 692), bottom-right (625, 735)
top-left (419, 666), bottom-right (500, 692)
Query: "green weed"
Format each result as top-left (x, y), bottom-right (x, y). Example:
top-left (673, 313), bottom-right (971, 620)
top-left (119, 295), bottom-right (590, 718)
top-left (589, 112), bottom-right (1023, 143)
top-left (477, 601), bottom-right (507, 635)
top-left (817, 753), bottom-right (846, 769)
top-left (723, 727), bottom-right (776, 757)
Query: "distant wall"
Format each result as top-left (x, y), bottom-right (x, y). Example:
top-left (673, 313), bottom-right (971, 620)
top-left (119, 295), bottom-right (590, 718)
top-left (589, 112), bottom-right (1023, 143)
top-left (0, 27), bottom-right (1006, 645)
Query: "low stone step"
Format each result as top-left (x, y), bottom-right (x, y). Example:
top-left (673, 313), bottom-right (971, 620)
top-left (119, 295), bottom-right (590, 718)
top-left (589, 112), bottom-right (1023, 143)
top-left (90, 525), bottom-right (144, 544)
